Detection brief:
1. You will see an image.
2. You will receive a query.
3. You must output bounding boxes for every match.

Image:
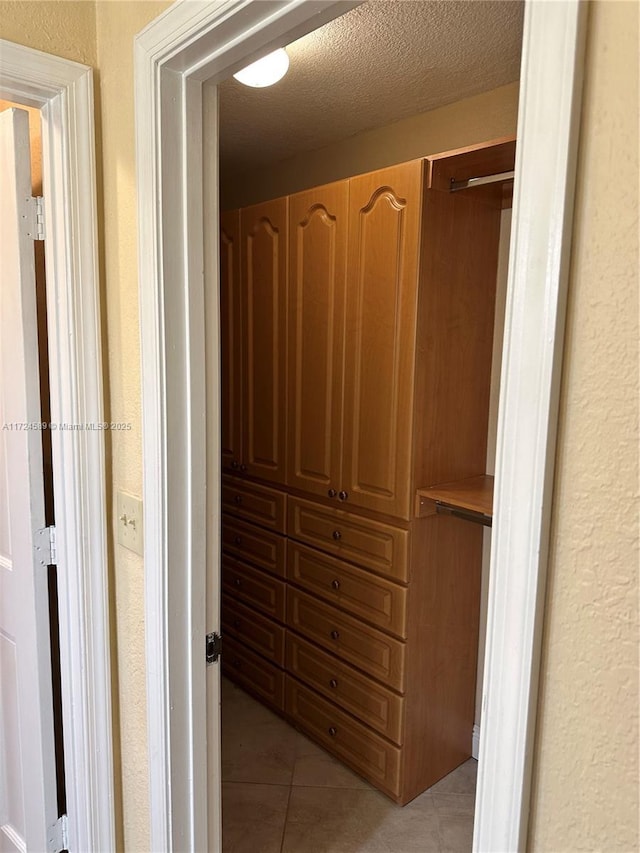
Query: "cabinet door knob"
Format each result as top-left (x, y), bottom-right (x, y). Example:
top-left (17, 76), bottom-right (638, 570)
top-left (239, 463), bottom-right (247, 473)
top-left (231, 460), bottom-right (239, 470)
top-left (330, 629), bottom-right (340, 640)
top-left (233, 658), bottom-right (241, 668)
top-left (327, 488), bottom-right (337, 498)
top-left (234, 578), bottom-right (242, 587)
top-left (329, 678), bottom-right (338, 689)
top-left (331, 579), bottom-right (340, 590)
top-left (234, 495), bottom-right (242, 504)
top-left (338, 490), bottom-right (349, 501)
top-left (234, 536), bottom-right (242, 546)
top-left (332, 530), bottom-right (341, 541)
top-left (328, 726), bottom-right (337, 737)
top-left (233, 619), bottom-right (241, 629)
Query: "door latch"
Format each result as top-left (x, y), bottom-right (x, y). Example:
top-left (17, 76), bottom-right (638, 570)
top-left (206, 632), bottom-right (222, 664)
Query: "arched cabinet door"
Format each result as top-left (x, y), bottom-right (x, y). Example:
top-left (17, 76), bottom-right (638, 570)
top-left (342, 161), bottom-right (423, 520)
top-left (219, 209), bottom-right (242, 474)
top-left (287, 181), bottom-right (348, 502)
top-left (241, 197), bottom-right (288, 484)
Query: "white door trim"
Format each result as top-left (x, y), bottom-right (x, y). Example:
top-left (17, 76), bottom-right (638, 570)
top-left (0, 41), bottom-right (114, 852)
top-left (474, 2), bottom-right (587, 850)
top-left (134, 1), bottom-right (586, 850)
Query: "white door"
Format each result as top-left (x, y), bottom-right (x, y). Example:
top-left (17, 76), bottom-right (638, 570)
top-left (0, 107), bottom-right (59, 853)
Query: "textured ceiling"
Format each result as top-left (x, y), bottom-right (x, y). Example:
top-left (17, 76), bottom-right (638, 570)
top-left (217, 0), bottom-right (524, 177)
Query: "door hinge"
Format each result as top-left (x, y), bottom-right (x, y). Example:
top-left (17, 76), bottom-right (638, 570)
top-left (206, 631), bottom-right (222, 664)
top-left (25, 195), bottom-right (45, 241)
top-left (35, 525), bottom-right (57, 567)
top-left (48, 813), bottom-right (68, 853)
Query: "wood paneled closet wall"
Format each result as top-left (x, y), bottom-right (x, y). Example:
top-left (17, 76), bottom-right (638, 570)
top-left (219, 137), bottom-right (515, 804)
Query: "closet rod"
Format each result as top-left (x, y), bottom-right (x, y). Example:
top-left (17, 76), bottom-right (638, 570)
top-left (449, 170), bottom-right (515, 192)
top-left (435, 502), bottom-right (493, 528)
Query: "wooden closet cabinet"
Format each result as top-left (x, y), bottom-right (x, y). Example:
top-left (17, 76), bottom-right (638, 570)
top-left (342, 161), bottom-right (423, 519)
top-left (287, 181), bottom-right (348, 502)
top-left (220, 199), bottom-right (289, 712)
top-left (220, 138), bottom-right (516, 805)
top-left (220, 199), bottom-right (288, 485)
top-left (221, 475), bottom-right (288, 712)
top-left (287, 154), bottom-right (501, 521)
top-left (287, 162), bottom-right (422, 519)
top-left (220, 210), bottom-right (242, 473)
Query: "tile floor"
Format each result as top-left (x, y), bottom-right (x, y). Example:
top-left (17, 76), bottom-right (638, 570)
top-left (221, 678), bottom-right (477, 853)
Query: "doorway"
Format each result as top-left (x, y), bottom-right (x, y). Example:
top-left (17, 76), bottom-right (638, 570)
top-left (0, 40), bottom-right (113, 852)
top-left (211, 5), bottom-right (521, 839)
top-left (134, 1), bottom-right (587, 849)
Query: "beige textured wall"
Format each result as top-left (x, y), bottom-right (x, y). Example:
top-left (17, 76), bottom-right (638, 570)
top-left (219, 80), bottom-right (519, 209)
top-left (529, 2), bottom-right (639, 850)
top-left (93, 6), bottom-right (171, 851)
top-left (0, 0), bottom-right (96, 65)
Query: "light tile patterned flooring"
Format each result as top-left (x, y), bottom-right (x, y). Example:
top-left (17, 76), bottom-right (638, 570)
top-left (221, 678), bottom-right (477, 852)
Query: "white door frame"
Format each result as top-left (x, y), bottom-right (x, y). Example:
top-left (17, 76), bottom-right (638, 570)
top-left (0, 41), bottom-right (114, 852)
top-left (135, 1), bottom-right (586, 850)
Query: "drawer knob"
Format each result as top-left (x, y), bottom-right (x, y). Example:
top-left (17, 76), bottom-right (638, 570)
top-left (234, 578), bottom-right (242, 587)
top-left (329, 678), bottom-right (338, 689)
top-left (327, 488), bottom-right (337, 498)
top-left (332, 530), bottom-right (341, 541)
top-left (240, 464), bottom-right (247, 473)
top-left (328, 726), bottom-right (337, 737)
top-left (234, 495), bottom-right (242, 504)
top-left (233, 658), bottom-right (241, 668)
top-left (330, 630), bottom-right (340, 640)
top-left (338, 490), bottom-right (349, 501)
top-left (331, 579), bottom-right (340, 590)
top-left (234, 536), bottom-right (242, 546)
top-left (233, 619), bottom-right (241, 629)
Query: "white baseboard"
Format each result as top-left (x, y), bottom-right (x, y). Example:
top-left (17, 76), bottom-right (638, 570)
top-left (472, 724), bottom-right (481, 760)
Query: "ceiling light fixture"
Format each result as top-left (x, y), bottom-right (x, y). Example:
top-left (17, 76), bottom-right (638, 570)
top-left (233, 48), bottom-right (289, 88)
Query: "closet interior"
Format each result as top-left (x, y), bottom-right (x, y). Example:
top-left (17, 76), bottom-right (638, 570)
top-left (218, 136), bottom-right (515, 805)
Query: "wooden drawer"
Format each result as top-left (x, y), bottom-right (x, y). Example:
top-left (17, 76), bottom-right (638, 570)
top-left (222, 476), bottom-right (286, 533)
top-left (222, 557), bottom-right (286, 621)
top-left (287, 634), bottom-right (404, 744)
top-left (223, 596), bottom-right (285, 666)
top-left (287, 542), bottom-right (407, 638)
top-left (223, 636), bottom-right (284, 711)
top-left (287, 588), bottom-right (405, 691)
top-left (287, 497), bottom-right (409, 581)
top-left (285, 677), bottom-right (401, 797)
top-left (222, 515), bottom-right (286, 578)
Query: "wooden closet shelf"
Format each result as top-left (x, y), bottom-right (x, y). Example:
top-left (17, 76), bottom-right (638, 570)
top-left (415, 475), bottom-right (494, 525)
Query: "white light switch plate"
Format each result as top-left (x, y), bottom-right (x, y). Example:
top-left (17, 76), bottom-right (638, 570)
top-left (116, 491), bottom-right (144, 556)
